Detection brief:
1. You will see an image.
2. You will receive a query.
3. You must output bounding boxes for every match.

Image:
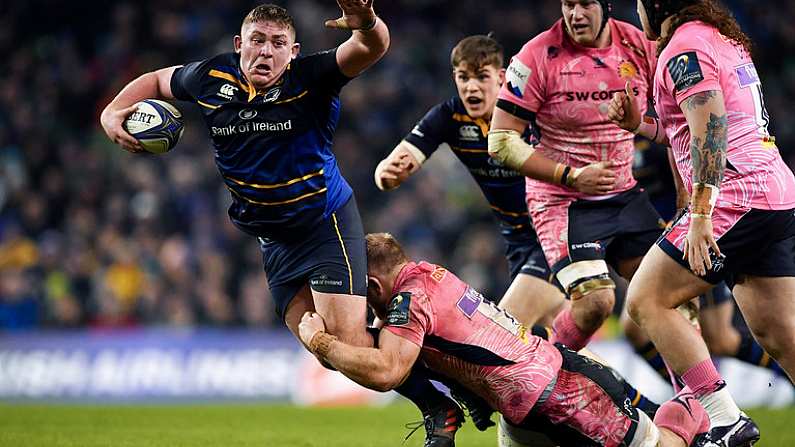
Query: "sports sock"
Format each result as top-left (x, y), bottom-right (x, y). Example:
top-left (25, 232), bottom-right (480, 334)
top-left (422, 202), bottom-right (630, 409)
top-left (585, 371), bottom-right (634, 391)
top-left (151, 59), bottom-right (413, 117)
top-left (654, 393), bottom-right (709, 445)
top-left (624, 382), bottom-right (660, 418)
top-left (681, 358), bottom-right (741, 427)
top-left (394, 365), bottom-right (453, 416)
top-left (735, 331), bottom-right (789, 379)
top-left (633, 341), bottom-right (672, 383)
top-left (551, 308), bottom-right (592, 351)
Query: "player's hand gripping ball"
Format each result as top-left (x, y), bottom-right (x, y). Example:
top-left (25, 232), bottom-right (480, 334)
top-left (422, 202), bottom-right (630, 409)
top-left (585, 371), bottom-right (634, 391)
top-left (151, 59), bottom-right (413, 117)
top-left (123, 99), bottom-right (184, 154)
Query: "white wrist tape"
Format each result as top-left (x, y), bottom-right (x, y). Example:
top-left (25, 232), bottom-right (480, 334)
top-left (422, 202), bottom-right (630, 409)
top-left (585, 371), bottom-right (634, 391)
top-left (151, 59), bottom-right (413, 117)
top-left (487, 130), bottom-right (535, 170)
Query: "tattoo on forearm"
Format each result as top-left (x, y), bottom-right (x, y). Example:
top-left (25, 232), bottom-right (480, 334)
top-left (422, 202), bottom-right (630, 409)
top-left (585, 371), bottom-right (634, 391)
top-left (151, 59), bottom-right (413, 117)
top-left (683, 91), bottom-right (717, 112)
top-left (690, 113), bottom-right (728, 185)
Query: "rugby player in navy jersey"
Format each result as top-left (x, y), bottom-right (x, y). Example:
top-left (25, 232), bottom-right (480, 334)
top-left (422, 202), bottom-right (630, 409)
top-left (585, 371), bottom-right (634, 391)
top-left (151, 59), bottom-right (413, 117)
top-left (100, 4), bottom-right (467, 446)
top-left (375, 35), bottom-right (567, 329)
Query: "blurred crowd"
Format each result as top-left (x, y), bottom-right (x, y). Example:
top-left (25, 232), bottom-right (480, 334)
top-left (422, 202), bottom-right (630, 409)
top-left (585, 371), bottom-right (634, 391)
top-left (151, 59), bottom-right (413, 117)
top-left (1, 0), bottom-right (794, 329)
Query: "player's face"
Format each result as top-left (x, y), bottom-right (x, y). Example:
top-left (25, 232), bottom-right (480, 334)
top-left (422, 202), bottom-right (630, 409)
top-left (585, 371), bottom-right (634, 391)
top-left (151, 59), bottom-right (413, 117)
top-left (453, 63), bottom-right (505, 120)
top-left (561, 0), bottom-right (603, 46)
top-left (636, 0), bottom-right (657, 39)
top-left (235, 21), bottom-right (300, 90)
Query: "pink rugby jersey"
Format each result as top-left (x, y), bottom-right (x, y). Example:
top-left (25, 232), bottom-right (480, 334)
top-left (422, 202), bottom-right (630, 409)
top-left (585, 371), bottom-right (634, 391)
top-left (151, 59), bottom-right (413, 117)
top-left (384, 261), bottom-right (562, 425)
top-left (498, 19), bottom-right (657, 200)
top-left (655, 21), bottom-right (795, 210)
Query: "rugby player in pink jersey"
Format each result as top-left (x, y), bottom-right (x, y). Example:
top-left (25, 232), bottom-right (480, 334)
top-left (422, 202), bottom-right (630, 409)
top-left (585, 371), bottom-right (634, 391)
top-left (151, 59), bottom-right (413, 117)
top-left (487, 0), bottom-right (665, 357)
top-left (608, 0), bottom-right (795, 445)
top-left (297, 233), bottom-right (709, 447)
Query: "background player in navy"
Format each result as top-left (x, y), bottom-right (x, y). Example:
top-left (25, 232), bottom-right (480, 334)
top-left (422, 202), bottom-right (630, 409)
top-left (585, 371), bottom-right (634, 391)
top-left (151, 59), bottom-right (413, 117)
top-left (374, 35), bottom-right (567, 328)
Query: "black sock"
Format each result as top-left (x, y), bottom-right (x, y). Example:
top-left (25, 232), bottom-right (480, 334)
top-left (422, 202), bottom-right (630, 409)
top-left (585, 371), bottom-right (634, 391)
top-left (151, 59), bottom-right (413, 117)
top-left (634, 341), bottom-right (672, 383)
top-left (735, 331), bottom-right (788, 379)
top-left (394, 365), bottom-right (452, 416)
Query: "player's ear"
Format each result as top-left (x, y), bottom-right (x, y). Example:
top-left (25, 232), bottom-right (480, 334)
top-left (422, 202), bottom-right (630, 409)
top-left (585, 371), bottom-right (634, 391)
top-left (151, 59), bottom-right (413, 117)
top-left (290, 42), bottom-right (301, 59)
top-left (234, 35), bottom-right (242, 53)
top-left (498, 68), bottom-right (506, 86)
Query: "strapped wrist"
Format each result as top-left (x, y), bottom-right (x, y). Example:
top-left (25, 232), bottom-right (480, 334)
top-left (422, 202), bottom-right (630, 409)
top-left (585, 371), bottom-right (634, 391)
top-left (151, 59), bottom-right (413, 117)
top-left (634, 117), bottom-right (665, 144)
top-left (308, 331), bottom-right (338, 359)
top-left (690, 183), bottom-right (719, 217)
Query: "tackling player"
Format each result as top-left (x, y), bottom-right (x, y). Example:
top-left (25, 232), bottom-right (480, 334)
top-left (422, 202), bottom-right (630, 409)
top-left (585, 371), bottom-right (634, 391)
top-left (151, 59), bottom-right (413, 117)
top-left (100, 4), bottom-right (463, 445)
top-left (487, 0), bottom-right (663, 355)
top-left (298, 233), bottom-right (709, 447)
top-left (373, 34), bottom-right (566, 329)
top-left (609, 0), bottom-right (795, 444)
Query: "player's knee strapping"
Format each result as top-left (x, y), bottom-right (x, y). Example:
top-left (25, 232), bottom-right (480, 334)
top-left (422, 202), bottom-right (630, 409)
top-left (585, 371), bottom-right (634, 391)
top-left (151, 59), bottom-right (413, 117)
top-left (556, 260), bottom-right (615, 300)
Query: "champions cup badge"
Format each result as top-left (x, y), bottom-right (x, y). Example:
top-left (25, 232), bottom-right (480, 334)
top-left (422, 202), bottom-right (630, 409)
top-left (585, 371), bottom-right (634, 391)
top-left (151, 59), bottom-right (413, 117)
top-left (618, 60), bottom-right (638, 80)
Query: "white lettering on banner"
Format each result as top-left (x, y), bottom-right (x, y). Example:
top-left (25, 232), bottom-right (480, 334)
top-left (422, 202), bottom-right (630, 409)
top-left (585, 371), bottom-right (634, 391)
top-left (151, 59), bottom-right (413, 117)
top-left (0, 349), bottom-right (297, 398)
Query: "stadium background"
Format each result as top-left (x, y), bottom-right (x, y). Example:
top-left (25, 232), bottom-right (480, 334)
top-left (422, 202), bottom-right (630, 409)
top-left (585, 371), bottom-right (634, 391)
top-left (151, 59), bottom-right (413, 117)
top-left (1, 0), bottom-right (795, 445)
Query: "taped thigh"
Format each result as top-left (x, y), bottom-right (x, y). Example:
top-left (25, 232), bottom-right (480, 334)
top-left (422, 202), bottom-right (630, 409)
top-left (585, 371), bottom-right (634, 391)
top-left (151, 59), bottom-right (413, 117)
top-left (556, 259), bottom-right (615, 300)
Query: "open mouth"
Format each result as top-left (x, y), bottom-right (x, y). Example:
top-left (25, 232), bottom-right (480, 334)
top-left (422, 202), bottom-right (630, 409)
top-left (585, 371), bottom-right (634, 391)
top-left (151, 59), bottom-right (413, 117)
top-left (252, 63), bottom-right (271, 73)
top-left (465, 97), bottom-right (483, 105)
top-left (572, 23), bottom-right (590, 33)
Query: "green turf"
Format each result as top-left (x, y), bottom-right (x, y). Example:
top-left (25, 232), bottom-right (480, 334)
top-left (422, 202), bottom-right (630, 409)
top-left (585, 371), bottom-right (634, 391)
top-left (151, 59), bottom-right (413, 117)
top-left (0, 402), bottom-right (793, 446)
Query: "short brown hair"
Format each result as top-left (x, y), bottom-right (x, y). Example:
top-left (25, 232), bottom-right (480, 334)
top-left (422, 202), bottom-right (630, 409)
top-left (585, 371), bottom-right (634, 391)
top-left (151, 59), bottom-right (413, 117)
top-left (366, 233), bottom-right (409, 277)
top-left (450, 34), bottom-right (504, 70)
top-left (242, 4), bottom-right (296, 37)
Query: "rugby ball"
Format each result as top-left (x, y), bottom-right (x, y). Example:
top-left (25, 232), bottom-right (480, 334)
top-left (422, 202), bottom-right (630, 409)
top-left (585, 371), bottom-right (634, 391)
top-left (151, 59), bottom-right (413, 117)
top-left (123, 99), bottom-right (184, 154)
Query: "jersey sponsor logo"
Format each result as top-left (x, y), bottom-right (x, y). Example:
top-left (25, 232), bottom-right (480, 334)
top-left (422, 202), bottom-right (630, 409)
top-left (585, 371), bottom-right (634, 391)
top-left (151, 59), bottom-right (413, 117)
top-left (735, 63), bottom-right (760, 88)
top-left (564, 87), bottom-right (639, 102)
top-left (386, 292), bottom-right (412, 326)
top-left (218, 83), bottom-right (239, 99)
top-left (570, 241), bottom-right (602, 252)
top-left (309, 274), bottom-right (344, 288)
top-left (506, 58), bottom-right (532, 99)
top-left (211, 119), bottom-right (293, 137)
top-left (430, 267), bottom-right (447, 283)
top-left (263, 87), bottom-right (281, 103)
top-left (456, 287), bottom-right (484, 319)
top-left (666, 51), bottom-right (704, 92)
top-left (560, 70), bottom-right (585, 77)
top-left (592, 56), bottom-right (608, 68)
top-left (238, 109), bottom-right (258, 120)
top-left (459, 125), bottom-right (481, 141)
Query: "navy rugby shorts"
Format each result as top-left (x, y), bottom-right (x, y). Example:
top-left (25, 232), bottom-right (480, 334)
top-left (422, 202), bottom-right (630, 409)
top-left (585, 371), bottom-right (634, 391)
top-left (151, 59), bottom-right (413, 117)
top-left (259, 196), bottom-right (367, 320)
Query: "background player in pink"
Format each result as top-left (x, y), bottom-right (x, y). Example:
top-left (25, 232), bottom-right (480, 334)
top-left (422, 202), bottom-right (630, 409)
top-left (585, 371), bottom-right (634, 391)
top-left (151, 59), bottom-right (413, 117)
top-left (487, 0), bottom-right (664, 355)
top-left (608, 0), bottom-right (795, 445)
top-left (296, 233), bottom-right (708, 447)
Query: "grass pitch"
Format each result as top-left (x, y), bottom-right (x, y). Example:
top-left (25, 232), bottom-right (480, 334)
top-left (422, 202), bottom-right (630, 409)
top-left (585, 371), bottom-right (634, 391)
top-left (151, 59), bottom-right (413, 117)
top-left (1, 402), bottom-right (793, 446)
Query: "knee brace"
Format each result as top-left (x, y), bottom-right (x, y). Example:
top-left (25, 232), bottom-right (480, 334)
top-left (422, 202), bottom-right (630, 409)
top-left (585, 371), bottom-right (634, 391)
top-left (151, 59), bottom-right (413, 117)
top-left (556, 260), bottom-right (615, 300)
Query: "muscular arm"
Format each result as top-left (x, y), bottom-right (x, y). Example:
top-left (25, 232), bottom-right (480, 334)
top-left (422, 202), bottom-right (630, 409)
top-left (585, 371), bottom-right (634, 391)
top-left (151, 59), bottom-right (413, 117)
top-left (489, 107), bottom-right (561, 182)
top-left (336, 18), bottom-right (389, 78)
top-left (100, 66), bottom-right (180, 151)
top-left (681, 90), bottom-right (728, 188)
top-left (312, 329), bottom-right (421, 392)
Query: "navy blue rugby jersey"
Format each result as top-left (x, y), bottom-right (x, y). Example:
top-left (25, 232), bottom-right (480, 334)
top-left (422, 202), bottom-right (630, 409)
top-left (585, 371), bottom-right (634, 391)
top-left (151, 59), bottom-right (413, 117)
top-left (170, 49), bottom-right (352, 239)
top-left (403, 97), bottom-right (537, 244)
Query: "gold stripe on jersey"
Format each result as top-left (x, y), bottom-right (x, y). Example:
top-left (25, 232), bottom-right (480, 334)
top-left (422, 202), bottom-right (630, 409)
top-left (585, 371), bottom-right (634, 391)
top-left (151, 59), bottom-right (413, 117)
top-left (208, 69), bottom-right (251, 93)
top-left (450, 146), bottom-right (488, 153)
top-left (226, 169), bottom-right (325, 189)
top-left (274, 90), bottom-right (308, 104)
top-left (197, 100), bottom-right (220, 110)
top-left (332, 212), bottom-right (354, 295)
top-left (227, 186), bottom-right (327, 206)
top-left (490, 205), bottom-right (529, 217)
top-left (451, 113), bottom-right (490, 137)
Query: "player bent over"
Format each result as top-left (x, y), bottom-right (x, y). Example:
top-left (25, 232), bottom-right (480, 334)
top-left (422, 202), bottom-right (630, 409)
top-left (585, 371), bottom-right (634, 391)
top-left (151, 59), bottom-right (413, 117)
top-left (299, 233), bottom-right (709, 447)
top-left (100, 3), bottom-right (462, 445)
top-left (610, 0), bottom-right (795, 444)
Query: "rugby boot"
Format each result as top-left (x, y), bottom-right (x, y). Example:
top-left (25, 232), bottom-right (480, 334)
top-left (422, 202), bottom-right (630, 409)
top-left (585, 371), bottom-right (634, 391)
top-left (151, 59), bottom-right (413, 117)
top-left (695, 414), bottom-right (760, 447)
top-left (450, 386), bottom-right (495, 431)
top-left (404, 400), bottom-right (465, 447)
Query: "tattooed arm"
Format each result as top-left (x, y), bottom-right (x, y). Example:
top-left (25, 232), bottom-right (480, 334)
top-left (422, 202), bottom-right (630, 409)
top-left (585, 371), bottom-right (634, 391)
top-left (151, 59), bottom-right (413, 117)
top-left (679, 90), bottom-right (727, 276)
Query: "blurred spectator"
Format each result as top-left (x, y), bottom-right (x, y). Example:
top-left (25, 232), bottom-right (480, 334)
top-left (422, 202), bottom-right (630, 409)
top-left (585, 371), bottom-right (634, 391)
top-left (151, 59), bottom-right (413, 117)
top-left (0, 0), bottom-right (792, 329)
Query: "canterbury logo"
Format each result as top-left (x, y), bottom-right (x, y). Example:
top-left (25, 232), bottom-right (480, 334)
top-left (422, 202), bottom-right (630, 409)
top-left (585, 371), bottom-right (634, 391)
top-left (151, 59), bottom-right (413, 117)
top-left (218, 83), bottom-right (238, 98)
top-left (459, 125), bottom-right (480, 140)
